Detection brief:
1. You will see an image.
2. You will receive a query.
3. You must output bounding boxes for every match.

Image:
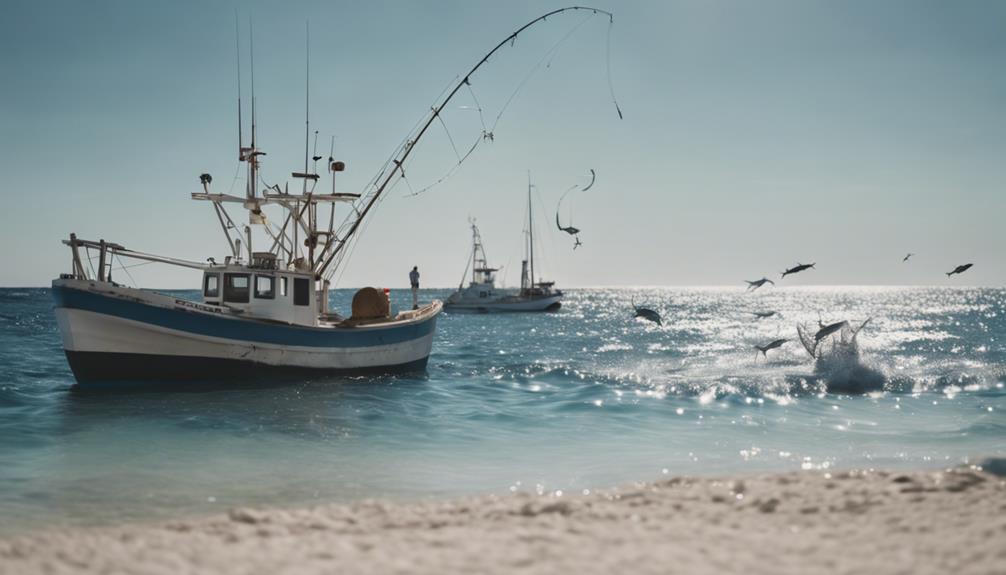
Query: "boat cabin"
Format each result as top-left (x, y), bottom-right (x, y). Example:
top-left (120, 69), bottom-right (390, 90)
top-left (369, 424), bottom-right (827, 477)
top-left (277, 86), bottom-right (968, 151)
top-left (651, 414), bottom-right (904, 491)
top-left (201, 252), bottom-right (324, 326)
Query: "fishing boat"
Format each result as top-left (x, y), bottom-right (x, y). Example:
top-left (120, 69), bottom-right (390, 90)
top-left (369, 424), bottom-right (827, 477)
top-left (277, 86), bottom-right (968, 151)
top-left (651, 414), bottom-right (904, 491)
top-left (53, 116), bottom-right (442, 385)
top-left (444, 178), bottom-right (563, 313)
top-left (51, 7), bottom-right (616, 385)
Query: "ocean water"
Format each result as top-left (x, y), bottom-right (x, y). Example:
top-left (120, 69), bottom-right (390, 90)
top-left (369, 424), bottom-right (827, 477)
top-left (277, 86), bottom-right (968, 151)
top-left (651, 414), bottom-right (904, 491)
top-left (0, 286), bottom-right (1003, 535)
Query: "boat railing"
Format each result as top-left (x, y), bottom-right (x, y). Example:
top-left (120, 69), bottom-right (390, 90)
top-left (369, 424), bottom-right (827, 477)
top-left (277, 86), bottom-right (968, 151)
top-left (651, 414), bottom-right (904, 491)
top-left (63, 233), bottom-right (208, 282)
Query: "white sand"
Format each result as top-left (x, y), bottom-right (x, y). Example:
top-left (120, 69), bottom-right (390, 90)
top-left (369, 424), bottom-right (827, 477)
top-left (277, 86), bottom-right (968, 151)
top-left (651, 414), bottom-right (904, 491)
top-left (1, 466), bottom-right (1003, 575)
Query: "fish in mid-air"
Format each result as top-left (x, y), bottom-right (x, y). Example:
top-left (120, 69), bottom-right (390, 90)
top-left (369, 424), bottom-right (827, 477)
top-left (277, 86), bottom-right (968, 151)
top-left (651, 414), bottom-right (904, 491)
top-left (946, 263), bottom-right (973, 277)
top-left (754, 338), bottom-right (789, 358)
top-left (745, 278), bottom-right (775, 291)
top-left (632, 298), bottom-right (662, 325)
top-left (903, 253), bottom-right (914, 262)
top-left (814, 320), bottom-right (849, 342)
top-left (751, 311), bottom-right (778, 319)
top-left (781, 262), bottom-right (815, 278)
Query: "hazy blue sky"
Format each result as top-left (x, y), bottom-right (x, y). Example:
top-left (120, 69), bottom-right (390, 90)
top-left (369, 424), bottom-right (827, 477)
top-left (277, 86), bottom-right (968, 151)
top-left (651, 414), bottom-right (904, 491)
top-left (2, 0), bottom-right (1004, 288)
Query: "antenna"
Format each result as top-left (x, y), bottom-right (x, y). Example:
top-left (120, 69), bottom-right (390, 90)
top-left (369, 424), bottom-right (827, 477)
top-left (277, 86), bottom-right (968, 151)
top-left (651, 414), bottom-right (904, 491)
top-left (328, 135), bottom-right (336, 228)
top-left (249, 15), bottom-right (256, 151)
top-left (303, 20), bottom-right (311, 195)
top-left (235, 11), bottom-right (243, 156)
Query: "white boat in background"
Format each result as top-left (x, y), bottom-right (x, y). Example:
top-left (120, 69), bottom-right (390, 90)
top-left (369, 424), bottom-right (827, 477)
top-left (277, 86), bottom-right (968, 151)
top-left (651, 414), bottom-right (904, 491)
top-left (445, 178), bottom-right (563, 313)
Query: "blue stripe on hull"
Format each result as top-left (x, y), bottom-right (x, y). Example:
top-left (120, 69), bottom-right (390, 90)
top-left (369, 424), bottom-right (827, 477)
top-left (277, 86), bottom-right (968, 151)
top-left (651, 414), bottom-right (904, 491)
top-left (52, 285), bottom-right (437, 348)
top-left (65, 351), bottom-right (429, 388)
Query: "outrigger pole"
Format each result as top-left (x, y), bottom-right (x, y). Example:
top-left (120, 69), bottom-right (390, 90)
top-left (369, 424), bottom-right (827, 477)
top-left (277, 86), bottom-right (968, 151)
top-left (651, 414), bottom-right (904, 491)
top-left (313, 6), bottom-right (615, 281)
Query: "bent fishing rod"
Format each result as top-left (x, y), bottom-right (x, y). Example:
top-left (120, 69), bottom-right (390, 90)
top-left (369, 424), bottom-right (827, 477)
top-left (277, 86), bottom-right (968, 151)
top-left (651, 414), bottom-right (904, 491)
top-left (315, 6), bottom-right (618, 280)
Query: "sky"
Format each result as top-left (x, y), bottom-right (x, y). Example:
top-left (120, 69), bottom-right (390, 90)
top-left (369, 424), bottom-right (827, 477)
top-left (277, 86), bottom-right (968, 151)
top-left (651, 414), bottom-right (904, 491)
top-left (1, 0), bottom-right (1004, 288)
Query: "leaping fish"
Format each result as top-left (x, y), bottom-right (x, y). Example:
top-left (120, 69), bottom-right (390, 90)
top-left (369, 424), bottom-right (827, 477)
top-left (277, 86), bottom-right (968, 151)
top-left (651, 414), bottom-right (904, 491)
top-left (814, 320), bottom-right (848, 342)
top-left (754, 338), bottom-right (789, 358)
top-left (946, 263), bottom-right (973, 277)
top-left (781, 262), bottom-right (816, 278)
top-left (632, 298), bottom-right (662, 325)
top-left (751, 310), bottom-right (778, 319)
top-left (903, 253), bottom-right (914, 262)
top-left (745, 277), bottom-right (775, 291)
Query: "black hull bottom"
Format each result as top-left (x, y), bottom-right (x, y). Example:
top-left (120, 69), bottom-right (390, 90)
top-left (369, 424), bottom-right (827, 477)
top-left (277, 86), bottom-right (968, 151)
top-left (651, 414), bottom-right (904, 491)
top-left (65, 351), bottom-right (430, 389)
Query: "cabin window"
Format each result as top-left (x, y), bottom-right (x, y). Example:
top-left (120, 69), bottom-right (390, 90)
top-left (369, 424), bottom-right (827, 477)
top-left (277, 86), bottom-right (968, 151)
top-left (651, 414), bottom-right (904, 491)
top-left (254, 275), bottom-right (275, 299)
top-left (294, 278), bottom-right (310, 306)
top-left (223, 273), bottom-right (250, 303)
top-left (279, 277), bottom-right (288, 297)
top-left (203, 274), bottom-right (220, 298)
top-left (479, 291), bottom-right (488, 298)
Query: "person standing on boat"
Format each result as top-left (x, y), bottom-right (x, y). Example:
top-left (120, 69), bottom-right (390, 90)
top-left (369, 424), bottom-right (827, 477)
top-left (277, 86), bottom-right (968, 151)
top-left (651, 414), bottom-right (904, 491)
top-left (409, 266), bottom-right (420, 310)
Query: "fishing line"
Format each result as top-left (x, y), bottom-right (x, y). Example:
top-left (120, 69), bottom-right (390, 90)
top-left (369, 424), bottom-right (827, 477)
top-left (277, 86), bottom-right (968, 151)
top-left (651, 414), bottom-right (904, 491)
top-left (329, 174), bottom-right (407, 285)
top-left (399, 83), bottom-right (487, 198)
top-left (405, 138), bottom-right (480, 198)
top-left (400, 169), bottom-right (417, 196)
top-left (403, 12), bottom-right (600, 200)
top-left (489, 13), bottom-right (593, 135)
top-left (433, 108), bottom-right (463, 162)
top-left (606, 19), bottom-right (623, 120)
top-left (464, 82), bottom-right (489, 134)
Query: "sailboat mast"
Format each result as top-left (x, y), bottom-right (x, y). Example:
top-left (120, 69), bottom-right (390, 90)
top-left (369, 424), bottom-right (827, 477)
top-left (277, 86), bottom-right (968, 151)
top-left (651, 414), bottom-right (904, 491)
top-left (527, 172), bottom-right (535, 291)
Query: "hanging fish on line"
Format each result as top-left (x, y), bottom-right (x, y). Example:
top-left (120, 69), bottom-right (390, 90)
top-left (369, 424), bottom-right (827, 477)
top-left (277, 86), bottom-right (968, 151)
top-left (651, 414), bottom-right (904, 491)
top-left (555, 212), bottom-right (582, 248)
top-left (555, 169), bottom-right (596, 250)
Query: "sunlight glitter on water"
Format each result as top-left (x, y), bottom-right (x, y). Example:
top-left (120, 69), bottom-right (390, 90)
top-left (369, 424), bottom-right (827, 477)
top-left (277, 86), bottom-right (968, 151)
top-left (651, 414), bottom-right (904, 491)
top-left (0, 286), bottom-right (1003, 534)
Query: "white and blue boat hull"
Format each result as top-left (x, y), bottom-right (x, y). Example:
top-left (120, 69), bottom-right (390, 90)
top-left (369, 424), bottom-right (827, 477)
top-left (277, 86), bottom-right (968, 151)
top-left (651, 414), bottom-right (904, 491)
top-left (52, 280), bottom-right (440, 386)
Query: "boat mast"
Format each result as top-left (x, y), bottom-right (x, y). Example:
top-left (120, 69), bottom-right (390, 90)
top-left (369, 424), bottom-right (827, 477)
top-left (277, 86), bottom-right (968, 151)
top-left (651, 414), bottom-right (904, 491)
top-left (246, 16), bottom-right (259, 261)
top-left (528, 172), bottom-right (535, 291)
top-left (303, 21), bottom-right (312, 268)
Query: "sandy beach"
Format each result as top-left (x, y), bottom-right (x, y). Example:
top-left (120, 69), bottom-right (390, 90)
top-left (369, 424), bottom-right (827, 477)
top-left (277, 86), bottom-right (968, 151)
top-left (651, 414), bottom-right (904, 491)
top-left (2, 465), bottom-right (1003, 575)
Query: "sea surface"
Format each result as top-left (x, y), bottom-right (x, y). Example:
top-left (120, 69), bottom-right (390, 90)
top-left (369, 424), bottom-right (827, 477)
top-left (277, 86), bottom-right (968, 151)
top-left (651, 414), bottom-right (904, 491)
top-left (0, 286), bottom-right (1003, 535)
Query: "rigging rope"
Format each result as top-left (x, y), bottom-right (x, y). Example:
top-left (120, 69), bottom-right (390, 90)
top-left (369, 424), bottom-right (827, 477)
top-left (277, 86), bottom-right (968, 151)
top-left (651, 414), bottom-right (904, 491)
top-left (114, 254), bottom-right (140, 287)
